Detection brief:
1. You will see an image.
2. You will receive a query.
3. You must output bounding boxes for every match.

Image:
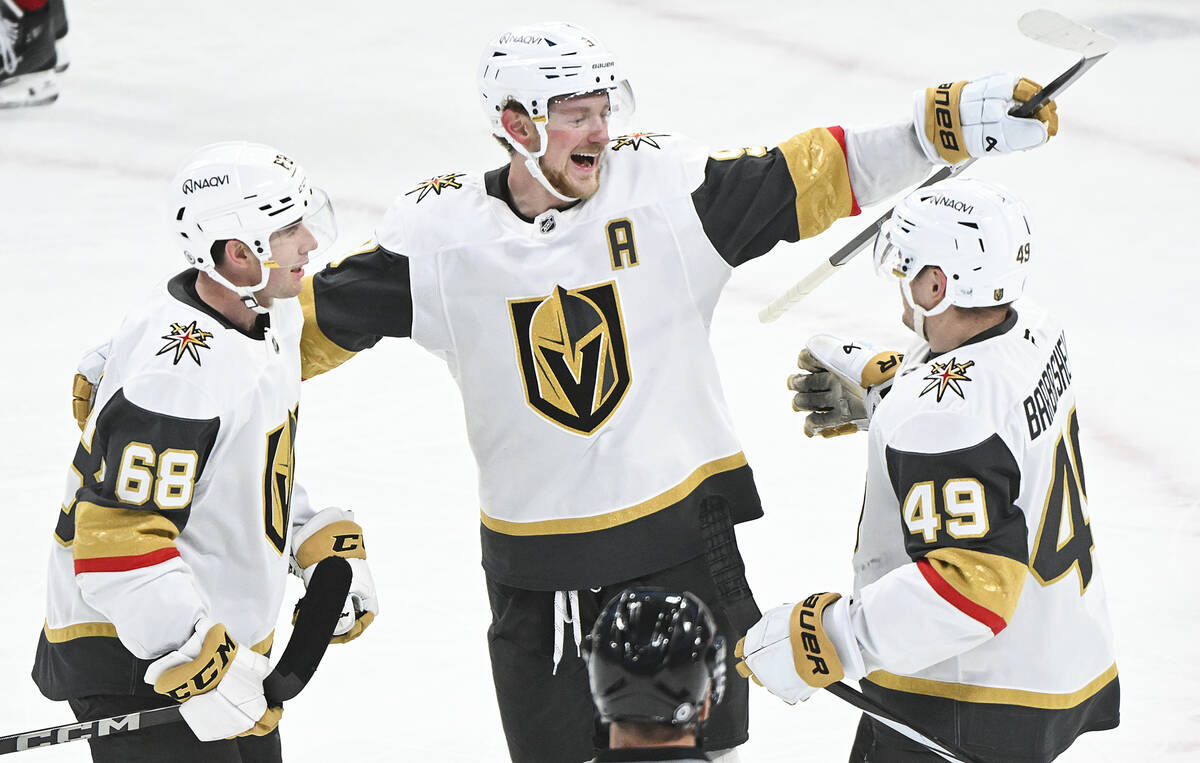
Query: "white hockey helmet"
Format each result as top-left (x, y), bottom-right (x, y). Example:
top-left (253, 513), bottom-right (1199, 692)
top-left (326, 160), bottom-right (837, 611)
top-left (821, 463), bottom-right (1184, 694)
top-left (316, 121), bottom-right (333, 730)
top-left (478, 22), bottom-right (635, 201)
top-left (170, 141), bottom-right (337, 312)
top-left (872, 177), bottom-right (1033, 336)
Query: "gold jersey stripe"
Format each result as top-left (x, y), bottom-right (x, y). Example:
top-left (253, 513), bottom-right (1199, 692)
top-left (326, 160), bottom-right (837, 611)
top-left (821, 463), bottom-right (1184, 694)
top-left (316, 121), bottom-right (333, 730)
top-left (72, 502), bottom-right (179, 562)
top-left (481, 452), bottom-right (749, 536)
top-left (866, 663), bottom-right (1118, 710)
top-left (777, 128), bottom-right (855, 239)
top-left (299, 276), bottom-right (358, 380)
top-left (43, 620), bottom-right (118, 642)
top-left (924, 547), bottom-right (1028, 623)
top-left (44, 621), bottom-right (275, 656)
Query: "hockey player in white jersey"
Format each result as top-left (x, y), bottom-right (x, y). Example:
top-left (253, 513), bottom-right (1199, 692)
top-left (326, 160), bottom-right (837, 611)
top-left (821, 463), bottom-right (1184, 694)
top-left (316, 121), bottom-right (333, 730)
top-left (296, 22), bottom-right (1061, 761)
top-left (737, 178), bottom-right (1118, 761)
top-left (34, 142), bottom-right (378, 763)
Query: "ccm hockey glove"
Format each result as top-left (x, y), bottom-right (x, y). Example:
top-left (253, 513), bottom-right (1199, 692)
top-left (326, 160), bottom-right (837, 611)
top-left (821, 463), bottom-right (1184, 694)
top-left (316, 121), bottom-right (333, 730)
top-left (915, 73), bottom-right (1058, 165)
top-left (734, 593), bottom-right (866, 705)
top-left (71, 340), bottom-right (110, 430)
top-left (144, 618), bottom-right (282, 741)
top-left (291, 507), bottom-right (378, 644)
top-left (788, 334), bottom-right (902, 437)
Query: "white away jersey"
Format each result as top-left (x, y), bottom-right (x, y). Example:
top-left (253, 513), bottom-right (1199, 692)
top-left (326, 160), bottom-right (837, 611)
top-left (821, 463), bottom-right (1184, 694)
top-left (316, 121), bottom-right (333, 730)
top-left (300, 125), bottom-right (930, 588)
top-left (849, 308), bottom-right (1117, 721)
top-left (34, 271), bottom-right (318, 700)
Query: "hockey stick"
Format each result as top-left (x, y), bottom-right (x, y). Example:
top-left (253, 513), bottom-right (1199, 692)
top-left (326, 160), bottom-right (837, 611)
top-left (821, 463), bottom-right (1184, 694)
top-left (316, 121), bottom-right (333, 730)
top-left (825, 682), bottom-right (984, 763)
top-left (0, 556), bottom-right (353, 755)
top-left (757, 9), bottom-right (1117, 323)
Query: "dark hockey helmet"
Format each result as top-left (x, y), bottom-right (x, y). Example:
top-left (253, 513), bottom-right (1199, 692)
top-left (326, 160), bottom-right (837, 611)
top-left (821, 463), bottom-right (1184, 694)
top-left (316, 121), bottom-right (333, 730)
top-left (584, 588), bottom-right (726, 726)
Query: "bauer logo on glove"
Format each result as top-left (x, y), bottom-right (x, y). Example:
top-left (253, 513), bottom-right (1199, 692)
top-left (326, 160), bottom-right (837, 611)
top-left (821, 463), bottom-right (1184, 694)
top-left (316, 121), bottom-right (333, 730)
top-left (916, 73), bottom-right (1058, 165)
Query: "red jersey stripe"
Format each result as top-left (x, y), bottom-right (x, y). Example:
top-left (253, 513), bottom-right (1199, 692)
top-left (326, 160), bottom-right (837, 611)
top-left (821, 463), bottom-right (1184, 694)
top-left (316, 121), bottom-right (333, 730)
top-left (74, 547), bottom-right (181, 574)
top-left (824, 125), bottom-right (862, 216)
top-left (917, 558), bottom-right (1007, 636)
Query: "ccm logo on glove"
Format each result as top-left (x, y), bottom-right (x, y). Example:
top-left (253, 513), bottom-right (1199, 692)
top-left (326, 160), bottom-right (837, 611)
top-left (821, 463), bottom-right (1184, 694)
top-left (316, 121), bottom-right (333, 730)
top-left (154, 626), bottom-right (237, 701)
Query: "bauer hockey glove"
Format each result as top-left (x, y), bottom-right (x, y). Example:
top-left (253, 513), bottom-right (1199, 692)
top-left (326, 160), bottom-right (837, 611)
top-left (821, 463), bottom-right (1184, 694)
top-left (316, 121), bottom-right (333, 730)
top-left (71, 340), bottom-right (110, 430)
top-left (788, 334), bottom-right (902, 437)
top-left (734, 593), bottom-right (866, 705)
top-left (291, 507), bottom-right (378, 644)
top-left (915, 73), bottom-right (1058, 165)
top-left (144, 618), bottom-right (282, 741)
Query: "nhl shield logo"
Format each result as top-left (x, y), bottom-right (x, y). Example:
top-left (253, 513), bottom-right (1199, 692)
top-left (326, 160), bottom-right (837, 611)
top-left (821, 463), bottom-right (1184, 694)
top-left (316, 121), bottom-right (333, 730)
top-left (509, 281), bottom-right (631, 435)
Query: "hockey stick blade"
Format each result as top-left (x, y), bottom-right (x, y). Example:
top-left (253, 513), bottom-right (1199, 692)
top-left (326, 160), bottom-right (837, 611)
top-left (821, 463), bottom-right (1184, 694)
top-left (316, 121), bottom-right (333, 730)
top-left (266, 555), bottom-right (352, 703)
top-left (0, 556), bottom-right (352, 755)
top-left (1017, 10), bottom-right (1117, 58)
top-left (825, 682), bottom-right (985, 763)
top-left (758, 10), bottom-right (1116, 323)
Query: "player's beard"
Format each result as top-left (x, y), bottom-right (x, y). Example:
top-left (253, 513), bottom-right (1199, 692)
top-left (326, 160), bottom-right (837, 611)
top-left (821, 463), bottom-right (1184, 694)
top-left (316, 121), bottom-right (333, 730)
top-left (541, 151), bottom-right (605, 200)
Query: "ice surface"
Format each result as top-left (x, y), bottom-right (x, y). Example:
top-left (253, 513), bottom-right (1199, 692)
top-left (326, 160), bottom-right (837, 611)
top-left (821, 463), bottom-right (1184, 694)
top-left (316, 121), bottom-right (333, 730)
top-left (2, 0), bottom-right (1196, 759)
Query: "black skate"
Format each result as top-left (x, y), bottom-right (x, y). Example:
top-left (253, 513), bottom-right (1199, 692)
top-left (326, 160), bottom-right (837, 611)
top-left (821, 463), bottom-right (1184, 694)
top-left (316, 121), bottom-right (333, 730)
top-left (0, 0), bottom-right (59, 108)
top-left (49, 0), bottom-right (66, 72)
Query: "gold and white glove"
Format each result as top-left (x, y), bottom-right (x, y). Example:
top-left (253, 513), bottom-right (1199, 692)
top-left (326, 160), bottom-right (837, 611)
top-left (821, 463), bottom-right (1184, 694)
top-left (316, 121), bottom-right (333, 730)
top-left (291, 507), bottom-right (377, 644)
top-left (734, 593), bottom-right (865, 705)
top-left (915, 73), bottom-right (1058, 165)
top-left (71, 340), bottom-right (110, 430)
top-left (144, 619), bottom-right (282, 741)
top-left (788, 335), bottom-right (902, 437)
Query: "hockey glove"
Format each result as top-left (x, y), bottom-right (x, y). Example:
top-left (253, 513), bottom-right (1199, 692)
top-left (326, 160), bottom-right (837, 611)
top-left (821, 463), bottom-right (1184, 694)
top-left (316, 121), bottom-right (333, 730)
top-left (291, 507), bottom-right (378, 644)
top-left (788, 334), bottom-right (902, 437)
top-left (144, 618), bottom-right (282, 741)
top-left (734, 593), bottom-right (865, 705)
top-left (915, 73), bottom-right (1058, 165)
top-left (71, 340), bottom-right (110, 430)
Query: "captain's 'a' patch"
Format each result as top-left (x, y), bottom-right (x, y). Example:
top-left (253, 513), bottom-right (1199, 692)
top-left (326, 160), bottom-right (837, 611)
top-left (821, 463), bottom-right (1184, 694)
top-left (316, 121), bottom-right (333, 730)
top-left (405, 172), bottom-right (466, 203)
top-left (157, 321), bottom-right (213, 366)
top-left (509, 282), bottom-right (631, 435)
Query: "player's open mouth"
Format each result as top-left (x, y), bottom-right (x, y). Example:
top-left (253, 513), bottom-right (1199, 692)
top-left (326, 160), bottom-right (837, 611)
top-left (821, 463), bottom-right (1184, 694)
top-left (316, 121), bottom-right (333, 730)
top-left (571, 153), bottom-right (598, 170)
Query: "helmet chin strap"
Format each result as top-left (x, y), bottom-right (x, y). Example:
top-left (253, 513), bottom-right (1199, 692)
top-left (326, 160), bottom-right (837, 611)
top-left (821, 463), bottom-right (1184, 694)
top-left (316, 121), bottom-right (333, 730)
top-left (512, 122), bottom-right (578, 204)
top-left (901, 279), bottom-right (952, 342)
top-left (199, 257), bottom-right (272, 315)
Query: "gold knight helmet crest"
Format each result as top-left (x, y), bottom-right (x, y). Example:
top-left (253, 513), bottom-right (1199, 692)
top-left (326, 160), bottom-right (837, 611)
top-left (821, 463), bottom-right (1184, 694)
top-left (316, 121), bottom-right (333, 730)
top-left (510, 282), bottom-right (631, 435)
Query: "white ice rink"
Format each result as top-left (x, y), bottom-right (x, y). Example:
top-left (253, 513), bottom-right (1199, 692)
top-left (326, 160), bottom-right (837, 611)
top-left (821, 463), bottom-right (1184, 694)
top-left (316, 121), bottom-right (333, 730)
top-left (2, 0), bottom-right (1197, 759)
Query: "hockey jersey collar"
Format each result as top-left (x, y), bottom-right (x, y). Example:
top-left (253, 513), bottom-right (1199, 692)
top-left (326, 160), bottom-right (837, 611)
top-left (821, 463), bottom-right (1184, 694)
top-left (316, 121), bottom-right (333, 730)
top-left (167, 270), bottom-right (271, 341)
top-left (922, 308), bottom-right (1018, 363)
top-left (484, 165), bottom-right (582, 225)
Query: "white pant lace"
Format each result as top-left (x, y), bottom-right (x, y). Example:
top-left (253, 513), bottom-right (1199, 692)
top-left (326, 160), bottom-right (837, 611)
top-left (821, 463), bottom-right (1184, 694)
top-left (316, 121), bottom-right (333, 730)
top-left (551, 590), bottom-right (583, 675)
top-left (1, 15), bottom-right (18, 76)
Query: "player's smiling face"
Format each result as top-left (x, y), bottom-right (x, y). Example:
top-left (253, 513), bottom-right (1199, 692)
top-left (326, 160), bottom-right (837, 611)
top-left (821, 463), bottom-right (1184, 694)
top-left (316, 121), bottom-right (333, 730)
top-left (540, 92), bottom-right (611, 199)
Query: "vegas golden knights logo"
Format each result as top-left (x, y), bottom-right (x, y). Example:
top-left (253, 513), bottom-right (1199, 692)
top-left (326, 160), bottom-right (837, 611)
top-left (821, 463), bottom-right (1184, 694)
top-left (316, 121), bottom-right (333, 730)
top-left (509, 281), bottom-right (631, 435)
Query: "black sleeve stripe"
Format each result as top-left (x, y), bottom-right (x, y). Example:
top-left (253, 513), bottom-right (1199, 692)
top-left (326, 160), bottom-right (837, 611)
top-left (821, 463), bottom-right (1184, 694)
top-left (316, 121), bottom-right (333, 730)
top-left (311, 246), bottom-right (414, 351)
top-left (68, 389), bottom-right (220, 537)
top-left (885, 433), bottom-right (1027, 564)
top-left (690, 148), bottom-right (800, 267)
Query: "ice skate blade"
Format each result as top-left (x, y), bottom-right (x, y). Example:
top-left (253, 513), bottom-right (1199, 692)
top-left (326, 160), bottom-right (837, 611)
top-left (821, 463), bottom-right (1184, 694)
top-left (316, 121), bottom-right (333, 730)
top-left (0, 71), bottom-right (60, 108)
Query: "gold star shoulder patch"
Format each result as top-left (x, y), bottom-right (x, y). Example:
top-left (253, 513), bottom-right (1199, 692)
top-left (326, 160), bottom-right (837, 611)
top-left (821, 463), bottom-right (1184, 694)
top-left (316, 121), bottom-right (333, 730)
top-left (157, 321), bottom-right (214, 367)
top-left (406, 172), bottom-right (466, 203)
top-left (610, 132), bottom-right (669, 152)
top-left (919, 357), bottom-right (975, 402)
